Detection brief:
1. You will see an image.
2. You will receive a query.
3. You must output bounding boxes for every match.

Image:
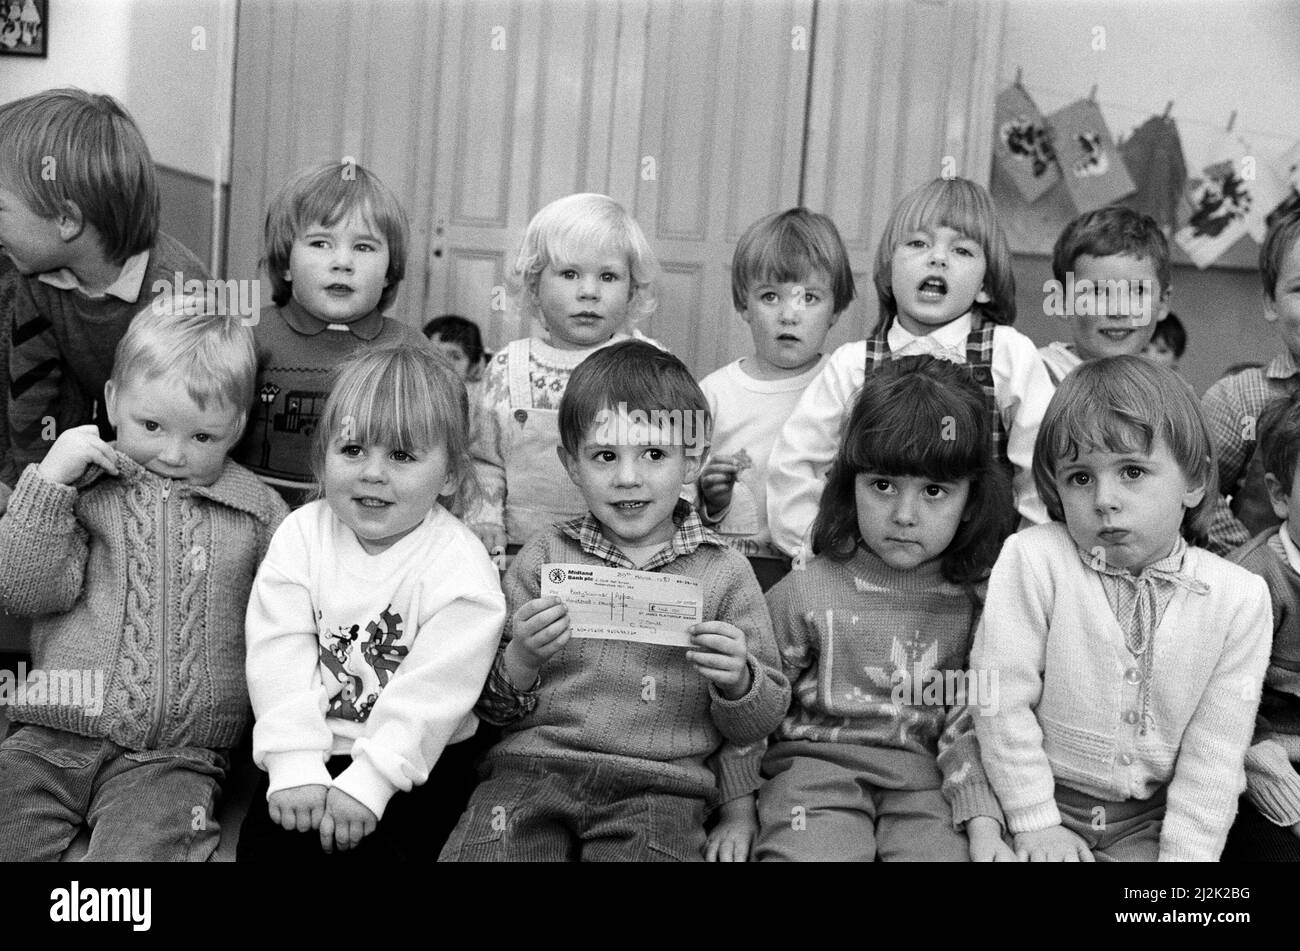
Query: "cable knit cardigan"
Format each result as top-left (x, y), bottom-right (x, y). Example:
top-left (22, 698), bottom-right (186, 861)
top-left (0, 454), bottom-right (289, 750)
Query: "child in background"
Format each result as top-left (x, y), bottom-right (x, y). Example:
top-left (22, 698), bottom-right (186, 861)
top-left (758, 356), bottom-right (1015, 861)
top-left (239, 343), bottom-right (505, 860)
top-left (1037, 206), bottom-right (1173, 386)
top-left (232, 161), bottom-right (429, 507)
top-left (469, 193), bottom-right (659, 557)
top-left (442, 342), bottom-right (789, 862)
top-left (768, 177), bottom-right (1052, 560)
top-left (0, 88), bottom-right (210, 488)
top-left (423, 313), bottom-right (487, 384)
top-left (1202, 206), bottom-right (1300, 554)
top-left (0, 297), bottom-right (288, 860)
top-left (973, 356), bottom-right (1271, 861)
top-left (1225, 393), bottom-right (1300, 861)
top-left (1143, 312), bottom-right (1187, 372)
top-left (698, 208), bottom-right (854, 591)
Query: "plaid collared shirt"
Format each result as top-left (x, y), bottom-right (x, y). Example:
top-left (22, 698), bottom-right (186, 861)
top-left (1080, 536), bottom-right (1210, 736)
top-left (476, 500), bottom-right (725, 724)
top-left (1203, 352), bottom-right (1300, 553)
top-left (559, 499), bottom-right (720, 571)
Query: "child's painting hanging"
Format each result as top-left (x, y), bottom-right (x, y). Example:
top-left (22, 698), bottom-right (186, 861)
top-left (1046, 98), bottom-right (1135, 213)
top-left (1176, 134), bottom-right (1290, 268)
top-left (0, 0), bottom-right (45, 57)
top-left (993, 84), bottom-right (1059, 203)
top-left (1119, 115), bottom-right (1188, 230)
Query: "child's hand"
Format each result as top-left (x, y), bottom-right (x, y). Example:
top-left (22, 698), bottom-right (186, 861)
top-left (698, 457), bottom-right (739, 517)
top-left (706, 794), bottom-right (758, 862)
top-left (967, 815), bottom-right (1017, 862)
top-left (37, 425), bottom-right (118, 486)
top-left (1290, 820), bottom-right (1300, 840)
top-left (473, 524), bottom-right (507, 562)
top-left (504, 596), bottom-right (570, 687)
top-left (688, 621), bottom-right (752, 700)
top-left (319, 787), bottom-right (378, 853)
top-left (267, 783), bottom-right (328, 833)
top-left (1013, 824), bottom-right (1095, 862)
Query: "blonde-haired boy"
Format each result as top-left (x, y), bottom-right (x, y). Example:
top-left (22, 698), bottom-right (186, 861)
top-left (0, 295), bottom-right (289, 861)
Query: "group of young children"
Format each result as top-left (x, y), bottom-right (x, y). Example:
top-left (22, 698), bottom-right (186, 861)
top-left (0, 86), bottom-right (1299, 862)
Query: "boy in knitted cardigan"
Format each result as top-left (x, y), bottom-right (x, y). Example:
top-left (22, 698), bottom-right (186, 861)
top-left (0, 299), bottom-right (289, 861)
top-left (440, 342), bottom-right (790, 861)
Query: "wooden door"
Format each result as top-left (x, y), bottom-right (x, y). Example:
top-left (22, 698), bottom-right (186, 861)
top-left (802, 0), bottom-right (1006, 348)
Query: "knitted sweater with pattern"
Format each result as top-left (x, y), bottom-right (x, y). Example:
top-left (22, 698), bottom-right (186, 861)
top-left (764, 547), bottom-right (1003, 827)
top-left (0, 454), bottom-right (289, 750)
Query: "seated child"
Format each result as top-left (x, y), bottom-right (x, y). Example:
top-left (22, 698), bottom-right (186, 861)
top-left (468, 193), bottom-right (660, 557)
top-left (0, 296), bottom-right (289, 861)
top-left (1143, 312), bottom-right (1186, 372)
top-left (239, 343), bottom-right (505, 860)
top-left (423, 313), bottom-right (487, 385)
top-left (698, 207), bottom-right (855, 591)
top-left (1037, 206), bottom-right (1174, 386)
top-left (973, 356), bottom-right (1272, 861)
top-left (1202, 206), bottom-right (1300, 554)
top-left (768, 177), bottom-right (1052, 561)
top-left (231, 161), bottom-right (429, 507)
top-left (0, 88), bottom-right (210, 488)
top-left (757, 356), bottom-right (1015, 861)
top-left (1225, 393), bottom-right (1300, 861)
top-left (441, 341), bottom-right (790, 861)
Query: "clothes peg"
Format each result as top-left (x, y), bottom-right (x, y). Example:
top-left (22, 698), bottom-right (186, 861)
top-left (1088, 84), bottom-right (1098, 103)
top-left (1015, 66), bottom-right (1023, 88)
top-left (1227, 110), bottom-right (1237, 133)
top-left (1162, 100), bottom-right (1173, 119)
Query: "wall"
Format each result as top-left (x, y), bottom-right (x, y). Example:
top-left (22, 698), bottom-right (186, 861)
top-left (0, 0), bottom-right (235, 269)
top-left (997, 0), bottom-right (1300, 394)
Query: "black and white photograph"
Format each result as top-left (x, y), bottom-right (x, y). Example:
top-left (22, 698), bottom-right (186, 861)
top-left (0, 0), bottom-right (1297, 930)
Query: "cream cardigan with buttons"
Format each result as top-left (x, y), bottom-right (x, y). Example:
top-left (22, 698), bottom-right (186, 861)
top-left (973, 522), bottom-right (1272, 861)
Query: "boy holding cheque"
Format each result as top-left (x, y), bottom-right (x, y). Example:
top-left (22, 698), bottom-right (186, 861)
top-left (440, 341), bottom-right (789, 862)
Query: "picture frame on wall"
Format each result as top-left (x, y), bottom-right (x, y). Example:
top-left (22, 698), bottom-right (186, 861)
top-left (0, 0), bottom-right (47, 58)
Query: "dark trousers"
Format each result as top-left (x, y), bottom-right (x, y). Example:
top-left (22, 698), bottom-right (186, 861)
top-left (237, 727), bottom-right (493, 862)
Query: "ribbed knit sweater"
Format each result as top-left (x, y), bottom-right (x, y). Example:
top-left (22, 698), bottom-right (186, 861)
top-left (3, 233), bottom-right (209, 484)
top-left (764, 547), bottom-right (1003, 827)
top-left (972, 522), bottom-right (1272, 861)
top-left (0, 454), bottom-right (288, 750)
top-left (479, 520), bottom-right (791, 801)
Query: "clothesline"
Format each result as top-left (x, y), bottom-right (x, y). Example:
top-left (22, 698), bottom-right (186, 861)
top-left (1011, 81), bottom-right (1300, 150)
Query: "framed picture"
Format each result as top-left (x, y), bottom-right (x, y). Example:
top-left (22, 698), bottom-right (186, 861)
top-left (0, 0), bottom-right (47, 58)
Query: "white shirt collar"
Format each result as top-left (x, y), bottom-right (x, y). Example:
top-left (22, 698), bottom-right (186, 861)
top-left (36, 248), bottom-right (151, 302)
top-left (886, 311), bottom-right (973, 362)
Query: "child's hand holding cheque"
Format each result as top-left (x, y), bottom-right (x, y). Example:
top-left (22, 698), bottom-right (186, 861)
top-left (37, 425), bottom-right (119, 485)
top-left (504, 595), bottom-right (571, 688)
top-left (687, 621), bottom-right (752, 699)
